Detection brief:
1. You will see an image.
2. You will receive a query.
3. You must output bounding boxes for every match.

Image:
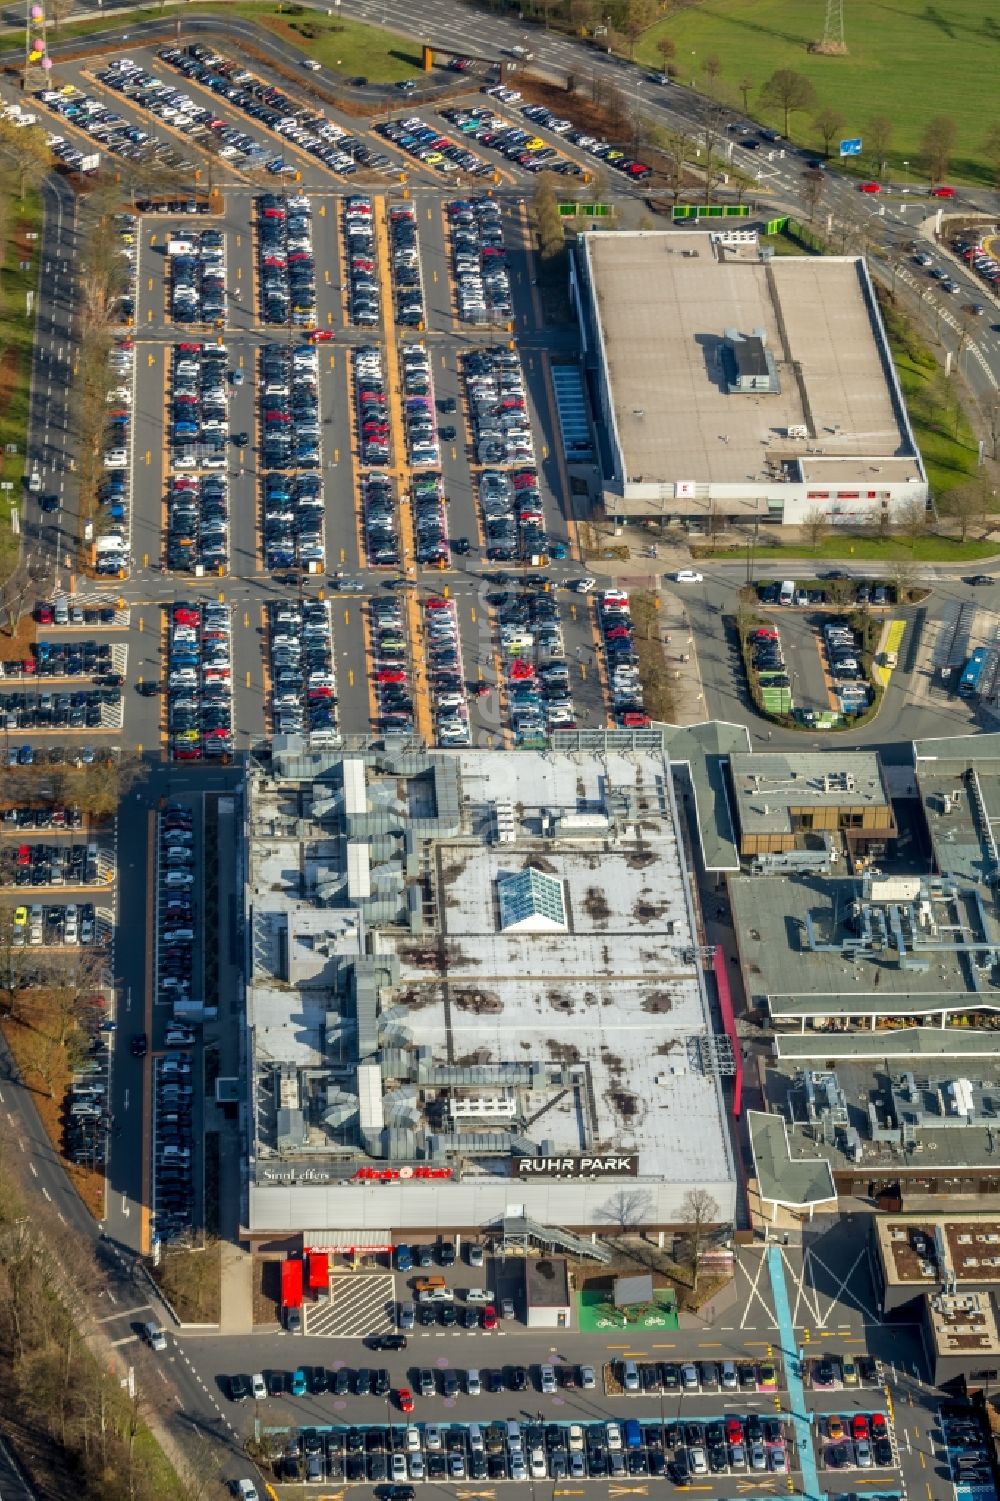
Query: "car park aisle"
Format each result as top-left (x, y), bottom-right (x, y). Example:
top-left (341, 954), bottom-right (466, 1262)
top-left (417, 195), bottom-right (454, 333)
top-left (372, 195), bottom-right (433, 747)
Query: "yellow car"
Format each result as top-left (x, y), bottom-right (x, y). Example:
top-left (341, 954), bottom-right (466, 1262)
top-left (14, 906), bottom-right (27, 926)
top-left (423, 152), bottom-right (443, 166)
top-left (827, 1416), bottom-right (844, 1442)
top-left (525, 137), bottom-right (545, 151)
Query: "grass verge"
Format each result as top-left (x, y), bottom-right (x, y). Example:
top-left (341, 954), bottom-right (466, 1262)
top-left (220, 3), bottom-right (423, 81)
top-left (0, 187), bottom-right (43, 588)
top-left (151, 1240), bottom-right (222, 1324)
top-left (720, 533), bottom-right (999, 563)
top-left (878, 295), bottom-right (980, 501)
top-left (36, 3), bottom-right (424, 82)
top-left (0, 999), bottom-right (105, 1219)
top-left (635, 0), bottom-right (998, 186)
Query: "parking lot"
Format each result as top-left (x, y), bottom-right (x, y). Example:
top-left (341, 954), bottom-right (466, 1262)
top-left (99, 161), bottom-right (610, 755)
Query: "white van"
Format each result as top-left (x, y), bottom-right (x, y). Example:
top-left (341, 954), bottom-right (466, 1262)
top-left (465, 1287), bottom-right (494, 1304)
top-left (165, 870), bottom-right (194, 888)
top-left (779, 579), bottom-right (796, 605)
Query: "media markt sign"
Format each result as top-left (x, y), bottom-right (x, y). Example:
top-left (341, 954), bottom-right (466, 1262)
top-left (515, 1154), bottom-right (638, 1179)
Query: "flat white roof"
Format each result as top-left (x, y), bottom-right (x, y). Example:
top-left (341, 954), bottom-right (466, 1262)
top-left (584, 231), bottom-right (922, 489)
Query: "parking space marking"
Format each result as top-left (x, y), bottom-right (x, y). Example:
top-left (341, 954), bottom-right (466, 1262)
top-left (305, 1271), bottom-right (396, 1338)
top-left (800, 1241), bottom-right (880, 1327)
top-left (735, 1247), bottom-right (778, 1331)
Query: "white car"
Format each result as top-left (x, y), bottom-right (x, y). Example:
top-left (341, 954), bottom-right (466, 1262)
top-left (234, 1483), bottom-right (258, 1501)
top-left (674, 569), bottom-right (704, 583)
top-left (575, 576), bottom-right (596, 593)
top-left (250, 1373), bottom-right (266, 1401)
top-left (580, 1365), bottom-right (596, 1390)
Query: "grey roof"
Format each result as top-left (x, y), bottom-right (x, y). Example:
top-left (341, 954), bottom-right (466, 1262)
top-left (659, 719), bottom-right (750, 871)
top-left (770, 990), bottom-right (1000, 1018)
top-left (730, 751), bottom-right (889, 837)
top-left (775, 1028), bottom-right (1000, 1060)
top-left (914, 732), bottom-right (1000, 767)
top-left (748, 1110), bottom-right (837, 1209)
top-left (730, 874), bottom-right (1000, 1018)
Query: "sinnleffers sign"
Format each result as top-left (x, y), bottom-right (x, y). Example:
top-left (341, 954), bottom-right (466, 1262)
top-left (514, 1154), bottom-right (638, 1179)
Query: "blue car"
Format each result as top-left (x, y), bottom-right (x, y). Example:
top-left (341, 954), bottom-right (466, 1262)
top-left (290, 1368), bottom-right (308, 1396)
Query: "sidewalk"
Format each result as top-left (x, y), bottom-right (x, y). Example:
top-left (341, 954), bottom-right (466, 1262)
top-left (213, 794), bottom-right (255, 1336)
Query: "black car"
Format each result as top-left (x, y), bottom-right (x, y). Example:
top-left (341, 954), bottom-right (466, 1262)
top-left (509, 1365), bottom-right (528, 1391)
top-left (368, 1333), bottom-right (407, 1351)
top-left (228, 1374), bottom-right (251, 1402)
top-left (438, 1241), bottom-right (456, 1266)
top-left (485, 1367), bottom-right (503, 1394)
top-left (130, 1032), bottom-right (148, 1057)
top-left (967, 575), bottom-right (993, 586)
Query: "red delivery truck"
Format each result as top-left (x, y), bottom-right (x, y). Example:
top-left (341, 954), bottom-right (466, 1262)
top-left (281, 1256), bottom-right (303, 1310)
top-left (307, 1250), bottom-right (329, 1294)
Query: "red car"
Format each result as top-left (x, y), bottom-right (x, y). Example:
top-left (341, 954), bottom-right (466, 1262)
top-left (871, 1413), bottom-right (888, 1440)
top-left (396, 1387), bottom-right (414, 1413)
top-left (16, 844), bottom-right (30, 866)
top-left (725, 1417), bottom-right (743, 1445)
top-left (930, 185), bottom-right (955, 198)
top-left (851, 1415), bottom-right (869, 1442)
top-left (858, 181), bottom-right (881, 194)
top-left (309, 330), bottom-right (335, 342)
top-left (36, 603), bottom-right (54, 624)
top-left (481, 1305), bottom-right (497, 1332)
top-left (173, 607), bottom-right (200, 627)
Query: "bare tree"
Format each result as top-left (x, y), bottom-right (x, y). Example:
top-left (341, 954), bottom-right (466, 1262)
top-left (894, 496), bottom-right (930, 549)
top-left (983, 121), bottom-right (1000, 188)
top-left (597, 1188), bottom-right (655, 1234)
top-left (568, 0), bottom-right (600, 28)
top-left (47, 0), bottom-right (73, 31)
top-left (801, 167), bottom-right (827, 222)
top-left (702, 53), bottom-right (723, 91)
top-left (759, 69), bottom-right (816, 139)
top-left (622, 0), bottom-right (657, 59)
top-left (946, 477), bottom-right (993, 541)
top-left (921, 114), bottom-right (958, 183)
top-left (0, 116), bottom-right (51, 199)
top-left (813, 105), bottom-right (846, 158)
top-left (866, 113), bottom-right (893, 171)
top-left (738, 76), bottom-right (754, 114)
top-left (680, 1187), bottom-right (719, 1293)
top-left (655, 34), bottom-right (676, 71)
top-left (802, 505), bottom-right (828, 549)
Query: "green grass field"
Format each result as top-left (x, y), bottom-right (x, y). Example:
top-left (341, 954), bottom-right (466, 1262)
top-left (218, 5), bottom-right (423, 81)
top-left (637, 0), bottom-right (999, 185)
top-left (36, 4), bottom-right (424, 84)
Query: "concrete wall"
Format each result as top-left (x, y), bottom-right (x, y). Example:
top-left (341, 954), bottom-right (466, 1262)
top-left (249, 1175), bottom-right (738, 1238)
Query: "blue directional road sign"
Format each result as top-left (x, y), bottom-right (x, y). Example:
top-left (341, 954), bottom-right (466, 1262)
top-left (839, 137), bottom-right (863, 156)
